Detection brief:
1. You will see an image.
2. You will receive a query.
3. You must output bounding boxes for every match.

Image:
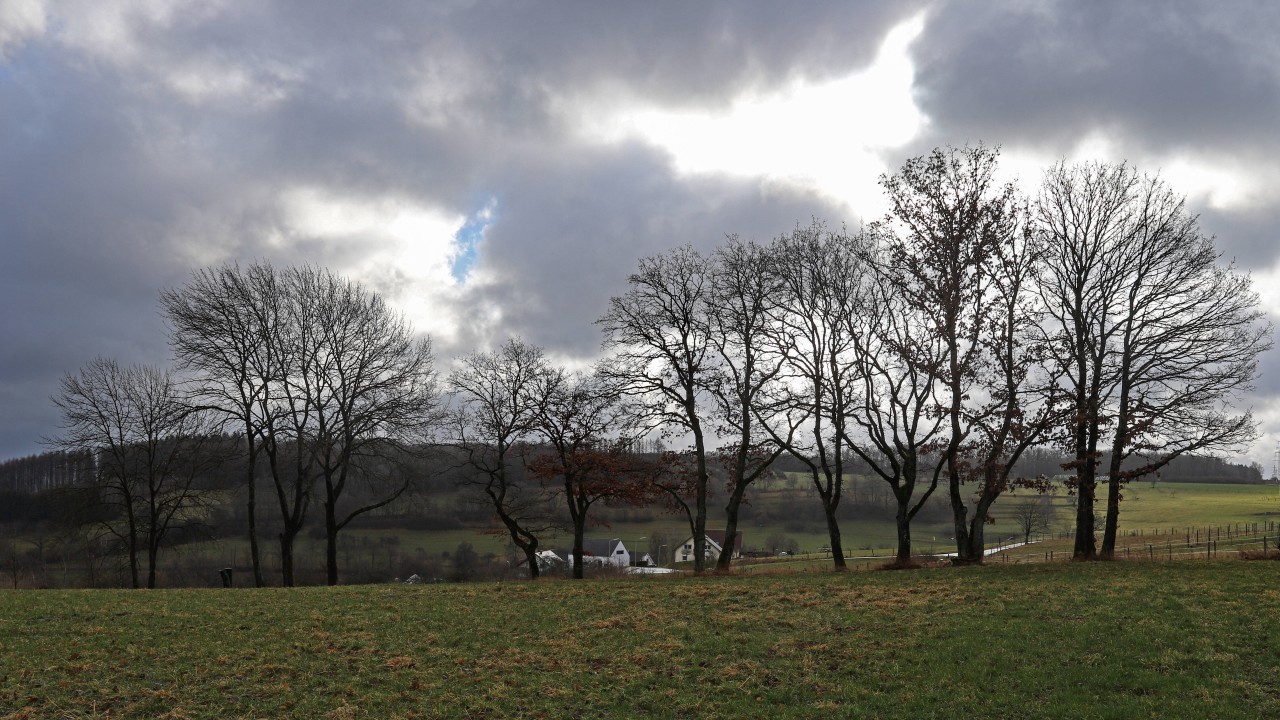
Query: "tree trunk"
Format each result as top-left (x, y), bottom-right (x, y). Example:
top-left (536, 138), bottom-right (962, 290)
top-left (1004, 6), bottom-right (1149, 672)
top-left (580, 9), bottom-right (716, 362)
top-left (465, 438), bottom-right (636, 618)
top-left (950, 480), bottom-right (974, 562)
top-left (823, 500), bottom-right (847, 570)
top-left (1100, 374), bottom-right (1132, 560)
top-left (960, 486), bottom-right (1000, 564)
top-left (1073, 478), bottom-right (1097, 559)
top-left (245, 450), bottom-right (264, 587)
top-left (246, 489), bottom-right (263, 587)
top-left (691, 419), bottom-right (709, 574)
top-left (279, 531), bottom-right (296, 587)
top-left (147, 545), bottom-right (158, 589)
top-left (716, 485), bottom-right (748, 571)
top-left (126, 510), bottom-right (140, 589)
top-left (894, 501), bottom-right (912, 565)
top-left (1071, 381), bottom-right (1099, 559)
top-left (967, 520), bottom-right (986, 563)
top-left (565, 479), bottom-right (587, 580)
top-left (571, 522), bottom-right (585, 580)
top-left (325, 498), bottom-right (339, 586)
top-left (523, 545), bottom-right (540, 580)
top-left (1100, 475), bottom-right (1122, 559)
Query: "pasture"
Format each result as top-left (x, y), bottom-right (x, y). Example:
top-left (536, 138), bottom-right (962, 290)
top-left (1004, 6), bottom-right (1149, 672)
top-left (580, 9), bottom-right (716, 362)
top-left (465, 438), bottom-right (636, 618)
top-left (3, 559), bottom-right (1278, 718)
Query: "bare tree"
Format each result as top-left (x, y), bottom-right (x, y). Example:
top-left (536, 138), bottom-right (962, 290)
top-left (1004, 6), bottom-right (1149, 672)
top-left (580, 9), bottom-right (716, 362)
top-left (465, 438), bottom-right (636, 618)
top-left (449, 338), bottom-right (554, 579)
top-left (1010, 493), bottom-right (1056, 545)
top-left (286, 266), bottom-right (443, 585)
top-left (528, 369), bottom-right (648, 578)
top-left (49, 358), bottom-right (217, 588)
top-left (705, 238), bottom-right (793, 570)
top-left (597, 246), bottom-right (716, 572)
top-left (162, 263), bottom-right (283, 587)
top-left (164, 263), bottom-right (441, 585)
top-left (839, 263), bottom-right (948, 566)
top-left (1035, 162), bottom-right (1138, 559)
top-left (1035, 162), bottom-right (1271, 559)
top-left (766, 222), bottom-right (866, 570)
top-left (1092, 173), bottom-right (1270, 557)
top-left (952, 222), bottom-right (1064, 561)
top-left (874, 144), bottom-right (1052, 564)
top-left (165, 262), bottom-right (313, 586)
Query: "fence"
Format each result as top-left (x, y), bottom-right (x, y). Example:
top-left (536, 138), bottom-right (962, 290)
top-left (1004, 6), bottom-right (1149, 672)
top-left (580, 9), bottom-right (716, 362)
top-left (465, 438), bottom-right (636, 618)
top-left (998, 519), bottom-right (1280, 564)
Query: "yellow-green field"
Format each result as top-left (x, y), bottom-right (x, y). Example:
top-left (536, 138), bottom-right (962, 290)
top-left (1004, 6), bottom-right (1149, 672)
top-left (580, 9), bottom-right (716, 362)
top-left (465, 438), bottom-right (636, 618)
top-left (3, 560), bottom-right (1278, 718)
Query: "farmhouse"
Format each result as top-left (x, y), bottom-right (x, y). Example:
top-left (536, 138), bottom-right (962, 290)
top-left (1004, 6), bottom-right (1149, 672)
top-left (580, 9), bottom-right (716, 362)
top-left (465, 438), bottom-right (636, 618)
top-left (565, 538), bottom-right (631, 568)
top-left (564, 539), bottom-right (657, 568)
top-left (673, 530), bottom-right (743, 564)
top-left (535, 550), bottom-right (565, 572)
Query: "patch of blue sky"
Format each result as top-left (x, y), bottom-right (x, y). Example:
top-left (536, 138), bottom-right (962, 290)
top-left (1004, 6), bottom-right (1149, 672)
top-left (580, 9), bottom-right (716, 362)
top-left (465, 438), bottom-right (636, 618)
top-left (450, 196), bottom-right (498, 283)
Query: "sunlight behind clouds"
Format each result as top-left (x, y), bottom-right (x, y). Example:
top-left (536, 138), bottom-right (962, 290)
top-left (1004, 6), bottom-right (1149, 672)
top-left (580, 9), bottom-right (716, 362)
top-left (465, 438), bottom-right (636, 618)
top-left (578, 13), bottom-right (928, 220)
top-left (1000, 132), bottom-right (1270, 213)
top-left (280, 187), bottom-right (468, 342)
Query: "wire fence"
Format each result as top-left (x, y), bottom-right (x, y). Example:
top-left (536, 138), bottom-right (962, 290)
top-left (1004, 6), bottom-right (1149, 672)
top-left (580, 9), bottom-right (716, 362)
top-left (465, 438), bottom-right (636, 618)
top-left (990, 520), bottom-right (1280, 563)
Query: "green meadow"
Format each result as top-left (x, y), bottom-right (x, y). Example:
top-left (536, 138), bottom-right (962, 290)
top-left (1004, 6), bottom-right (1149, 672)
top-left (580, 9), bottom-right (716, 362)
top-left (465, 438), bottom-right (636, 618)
top-left (53, 479), bottom-right (1271, 587)
top-left (3, 560), bottom-right (1279, 719)
top-left (301, 480), bottom-right (1280, 566)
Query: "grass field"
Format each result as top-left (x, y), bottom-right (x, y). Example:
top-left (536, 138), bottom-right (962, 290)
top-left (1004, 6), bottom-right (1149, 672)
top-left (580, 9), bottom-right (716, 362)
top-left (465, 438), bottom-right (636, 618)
top-left (357, 480), bottom-right (1280, 566)
top-left (3, 559), bottom-right (1279, 718)
top-left (7, 481), bottom-right (1277, 589)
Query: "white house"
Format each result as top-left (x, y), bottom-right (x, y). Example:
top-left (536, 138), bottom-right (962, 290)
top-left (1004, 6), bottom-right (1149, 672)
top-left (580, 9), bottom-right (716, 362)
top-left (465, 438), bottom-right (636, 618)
top-left (535, 550), bottom-right (565, 572)
top-left (566, 538), bottom-right (631, 568)
top-left (673, 530), bottom-right (743, 564)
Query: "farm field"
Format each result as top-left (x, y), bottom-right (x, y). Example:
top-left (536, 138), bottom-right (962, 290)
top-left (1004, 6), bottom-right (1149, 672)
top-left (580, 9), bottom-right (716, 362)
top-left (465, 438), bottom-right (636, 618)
top-left (6, 480), bottom-right (1278, 588)
top-left (317, 480), bottom-right (1280, 570)
top-left (3, 560), bottom-right (1278, 718)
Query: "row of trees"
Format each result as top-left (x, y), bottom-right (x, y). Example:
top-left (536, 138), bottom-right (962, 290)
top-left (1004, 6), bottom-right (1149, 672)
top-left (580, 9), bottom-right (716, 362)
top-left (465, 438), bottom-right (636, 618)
top-left (586, 146), bottom-right (1269, 568)
top-left (46, 144), bottom-right (1270, 586)
top-left (52, 266), bottom-right (442, 587)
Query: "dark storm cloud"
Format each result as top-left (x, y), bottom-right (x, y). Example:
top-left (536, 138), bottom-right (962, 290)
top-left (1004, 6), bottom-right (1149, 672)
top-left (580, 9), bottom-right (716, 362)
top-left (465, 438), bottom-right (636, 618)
top-left (906, 1), bottom-right (1280, 447)
top-left (910, 0), bottom-right (1280, 161)
top-left (1196, 205), bottom-right (1280, 273)
top-left (2, 0), bottom-right (1275, 462)
top-left (0, 1), bottom-right (922, 458)
top-left (443, 140), bottom-right (843, 357)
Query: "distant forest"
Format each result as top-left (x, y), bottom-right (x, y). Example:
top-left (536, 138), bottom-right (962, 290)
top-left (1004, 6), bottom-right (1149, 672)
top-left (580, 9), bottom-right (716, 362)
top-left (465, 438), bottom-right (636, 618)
top-left (0, 443), bottom-right (1259, 527)
top-left (2, 444), bottom-right (1265, 498)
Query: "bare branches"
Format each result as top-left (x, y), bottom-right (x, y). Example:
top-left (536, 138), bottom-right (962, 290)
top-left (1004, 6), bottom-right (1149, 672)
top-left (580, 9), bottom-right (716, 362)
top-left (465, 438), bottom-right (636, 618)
top-left (49, 359), bottom-right (218, 588)
top-left (163, 263), bottom-right (443, 585)
top-left (597, 246), bottom-right (716, 572)
top-left (1035, 162), bottom-right (1272, 558)
top-left (449, 338), bottom-right (555, 578)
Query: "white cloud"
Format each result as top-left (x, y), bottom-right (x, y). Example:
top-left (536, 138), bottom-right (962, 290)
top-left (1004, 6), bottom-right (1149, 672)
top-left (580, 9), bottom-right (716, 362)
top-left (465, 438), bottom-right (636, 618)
top-left (574, 13), bottom-right (927, 221)
top-left (0, 0), bottom-right (46, 57)
top-left (998, 131), bottom-right (1278, 214)
top-left (280, 187), bottom-right (469, 343)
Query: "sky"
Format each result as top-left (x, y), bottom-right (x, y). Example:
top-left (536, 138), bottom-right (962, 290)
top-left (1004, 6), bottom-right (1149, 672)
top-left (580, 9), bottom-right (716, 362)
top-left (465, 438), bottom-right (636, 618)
top-left (2, 0), bottom-right (1279, 472)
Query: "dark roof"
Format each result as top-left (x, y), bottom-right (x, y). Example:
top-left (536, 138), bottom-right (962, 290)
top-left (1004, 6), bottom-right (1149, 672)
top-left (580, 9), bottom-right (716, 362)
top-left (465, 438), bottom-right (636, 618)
top-left (581, 539), bottom-right (625, 557)
top-left (704, 530), bottom-right (743, 549)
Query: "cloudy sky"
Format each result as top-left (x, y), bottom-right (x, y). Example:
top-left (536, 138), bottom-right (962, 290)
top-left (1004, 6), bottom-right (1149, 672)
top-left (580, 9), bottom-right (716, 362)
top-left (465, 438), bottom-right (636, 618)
top-left (2, 0), bottom-right (1278, 470)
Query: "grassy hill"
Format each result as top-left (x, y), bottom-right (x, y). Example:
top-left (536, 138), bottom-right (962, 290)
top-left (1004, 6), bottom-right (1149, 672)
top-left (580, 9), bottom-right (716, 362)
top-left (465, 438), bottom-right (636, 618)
top-left (3, 559), bottom-right (1279, 718)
